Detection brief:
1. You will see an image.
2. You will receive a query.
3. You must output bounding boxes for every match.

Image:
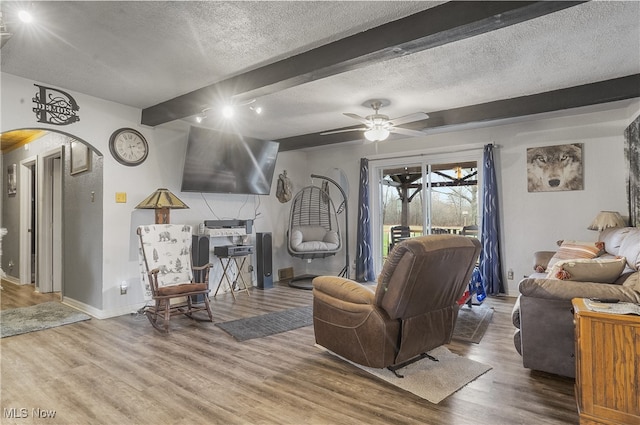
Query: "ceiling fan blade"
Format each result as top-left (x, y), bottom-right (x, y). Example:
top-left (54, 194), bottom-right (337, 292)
top-left (389, 127), bottom-right (426, 137)
top-left (344, 113), bottom-right (371, 125)
top-left (320, 127), bottom-right (367, 136)
top-left (388, 112), bottom-right (429, 126)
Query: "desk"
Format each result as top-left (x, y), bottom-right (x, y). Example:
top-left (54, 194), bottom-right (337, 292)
top-left (214, 255), bottom-right (251, 300)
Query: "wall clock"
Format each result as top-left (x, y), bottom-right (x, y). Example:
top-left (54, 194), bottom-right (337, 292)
top-left (109, 128), bottom-right (149, 166)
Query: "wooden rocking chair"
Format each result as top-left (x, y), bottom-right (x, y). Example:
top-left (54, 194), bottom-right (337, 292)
top-left (137, 224), bottom-right (213, 332)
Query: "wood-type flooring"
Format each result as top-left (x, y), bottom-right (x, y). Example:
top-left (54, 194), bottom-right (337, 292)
top-left (0, 280), bottom-right (577, 424)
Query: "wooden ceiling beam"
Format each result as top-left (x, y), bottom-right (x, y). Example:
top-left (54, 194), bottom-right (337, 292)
top-left (276, 74), bottom-right (640, 151)
top-left (141, 1), bottom-right (584, 127)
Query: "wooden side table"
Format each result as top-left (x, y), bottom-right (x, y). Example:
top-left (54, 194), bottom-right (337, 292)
top-left (572, 298), bottom-right (640, 425)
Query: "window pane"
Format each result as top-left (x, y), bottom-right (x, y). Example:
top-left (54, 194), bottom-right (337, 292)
top-left (428, 161), bottom-right (478, 236)
top-left (381, 165), bottom-right (424, 256)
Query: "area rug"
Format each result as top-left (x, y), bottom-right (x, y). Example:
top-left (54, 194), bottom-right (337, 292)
top-left (216, 305), bottom-right (313, 341)
top-left (320, 345), bottom-right (492, 404)
top-left (0, 302), bottom-right (91, 338)
top-left (452, 304), bottom-right (494, 344)
top-left (217, 303), bottom-right (493, 343)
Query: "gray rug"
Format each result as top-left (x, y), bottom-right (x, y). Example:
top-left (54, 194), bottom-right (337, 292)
top-left (1, 302), bottom-right (91, 338)
top-left (216, 305), bottom-right (313, 341)
top-left (320, 345), bottom-right (492, 404)
top-left (452, 304), bottom-right (494, 344)
top-left (217, 303), bottom-right (493, 343)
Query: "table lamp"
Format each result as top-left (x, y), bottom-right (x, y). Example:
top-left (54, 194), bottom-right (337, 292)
top-left (587, 211), bottom-right (625, 231)
top-left (135, 188), bottom-right (189, 224)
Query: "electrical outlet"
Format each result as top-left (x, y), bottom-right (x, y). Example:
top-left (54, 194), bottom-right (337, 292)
top-left (507, 269), bottom-right (514, 280)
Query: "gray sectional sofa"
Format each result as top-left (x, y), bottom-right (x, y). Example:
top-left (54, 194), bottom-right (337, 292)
top-left (512, 226), bottom-right (640, 378)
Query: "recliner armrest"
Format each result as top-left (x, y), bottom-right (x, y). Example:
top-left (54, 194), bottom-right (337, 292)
top-left (312, 276), bottom-right (375, 305)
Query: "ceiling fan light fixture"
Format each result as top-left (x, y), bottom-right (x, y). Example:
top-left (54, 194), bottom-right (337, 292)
top-left (364, 127), bottom-right (390, 142)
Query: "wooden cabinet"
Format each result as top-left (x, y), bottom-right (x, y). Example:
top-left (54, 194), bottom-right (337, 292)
top-left (572, 298), bottom-right (640, 425)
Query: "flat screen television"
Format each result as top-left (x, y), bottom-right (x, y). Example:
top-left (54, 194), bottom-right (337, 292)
top-left (181, 126), bottom-right (279, 195)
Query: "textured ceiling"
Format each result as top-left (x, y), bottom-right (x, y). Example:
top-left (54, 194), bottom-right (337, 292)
top-left (1, 1), bottom-right (437, 108)
top-left (1, 1), bottom-right (639, 149)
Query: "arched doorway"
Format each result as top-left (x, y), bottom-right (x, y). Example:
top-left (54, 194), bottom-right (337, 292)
top-left (1, 128), bottom-right (103, 302)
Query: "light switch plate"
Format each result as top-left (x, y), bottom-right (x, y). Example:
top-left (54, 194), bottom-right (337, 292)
top-left (115, 192), bottom-right (127, 203)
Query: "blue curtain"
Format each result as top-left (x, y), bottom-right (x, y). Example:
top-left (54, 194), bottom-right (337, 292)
top-left (355, 158), bottom-right (375, 282)
top-left (479, 144), bottom-right (504, 295)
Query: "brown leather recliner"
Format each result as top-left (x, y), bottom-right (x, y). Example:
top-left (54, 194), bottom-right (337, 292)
top-left (312, 235), bottom-right (481, 372)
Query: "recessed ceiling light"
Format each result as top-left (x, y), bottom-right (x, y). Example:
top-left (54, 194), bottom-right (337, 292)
top-left (18, 10), bottom-right (33, 23)
top-left (222, 105), bottom-right (234, 119)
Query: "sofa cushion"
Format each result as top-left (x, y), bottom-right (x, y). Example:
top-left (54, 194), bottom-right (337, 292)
top-left (599, 226), bottom-right (633, 256)
top-left (533, 251), bottom-right (556, 273)
top-left (619, 229), bottom-right (640, 271)
top-left (546, 257), bottom-right (627, 283)
top-left (546, 240), bottom-right (604, 270)
top-left (621, 271), bottom-right (640, 291)
top-left (290, 226), bottom-right (340, 252)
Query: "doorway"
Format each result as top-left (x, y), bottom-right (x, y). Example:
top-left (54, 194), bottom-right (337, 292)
top-left (371, 151), bottom-right (482, 272)
top-left (3, 129), bottom-right (103, 309)
top-left (18, 149), bottom-right (63, 293)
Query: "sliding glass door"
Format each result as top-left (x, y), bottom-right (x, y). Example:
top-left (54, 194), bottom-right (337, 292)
top-left (428, 161), bottom-right (479, 236)
top-left (371, 151), bottom-right (481, 270)
top-left (380, 163), bottom-right (425, 257)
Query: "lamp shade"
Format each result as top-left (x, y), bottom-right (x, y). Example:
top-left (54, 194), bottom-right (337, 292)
top-left (135, 188), bottom-right (189, 224)
top-left (587, 211), bottom-right (625, 231)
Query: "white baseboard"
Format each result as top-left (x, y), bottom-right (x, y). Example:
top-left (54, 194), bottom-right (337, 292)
top-left (62, 297), bottom-right (147, 319)
top-left (2, 275), bottom-right (22, 285)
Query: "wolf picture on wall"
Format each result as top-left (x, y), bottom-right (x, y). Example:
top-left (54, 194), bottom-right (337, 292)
top-left (526, 143), bottom-right (584, 192)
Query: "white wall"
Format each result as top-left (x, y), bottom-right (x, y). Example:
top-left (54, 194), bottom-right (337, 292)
top-left (0, 73), bottom-right (324, 316)
top-left (2, 73), bottom-right (145, 316)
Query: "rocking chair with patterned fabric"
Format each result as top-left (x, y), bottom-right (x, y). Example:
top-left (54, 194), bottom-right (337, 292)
top-left (137, 224), bottom-right (213, 332)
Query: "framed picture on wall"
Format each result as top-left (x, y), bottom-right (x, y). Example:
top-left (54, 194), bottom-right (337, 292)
top-left (70, 141), bottom-right (91, 175)
top-left (526, 143), bottom-right (584, 192)
top-left (7, 164), bottom-right (17, 196)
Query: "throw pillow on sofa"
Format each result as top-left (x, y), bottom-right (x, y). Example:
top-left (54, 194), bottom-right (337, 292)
top-left (545, 240), bottom-right (605, 270)
top-left (546, 257), bottom-right (627, 283)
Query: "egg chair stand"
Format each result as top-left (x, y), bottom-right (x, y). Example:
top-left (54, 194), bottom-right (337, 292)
top-left (287, 174), bottom-right (349, 289)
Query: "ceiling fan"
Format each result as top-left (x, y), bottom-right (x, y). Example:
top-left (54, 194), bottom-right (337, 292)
top-left (321, 100), bottom-right (428, 143)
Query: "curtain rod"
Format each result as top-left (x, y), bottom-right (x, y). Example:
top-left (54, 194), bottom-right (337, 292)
top-left (365, 142), bottom-right (496, 163)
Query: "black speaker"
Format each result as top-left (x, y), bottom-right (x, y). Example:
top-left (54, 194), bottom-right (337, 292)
top-left (191, 235), bottom-right (210, 302)
top-left (192, 235), bottom-right (210, 267)
top-left (256, 232), bottom-right (273, 289)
